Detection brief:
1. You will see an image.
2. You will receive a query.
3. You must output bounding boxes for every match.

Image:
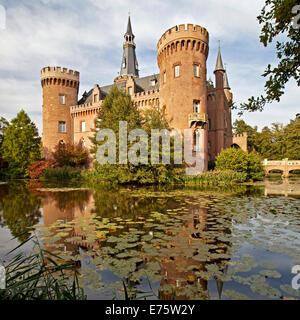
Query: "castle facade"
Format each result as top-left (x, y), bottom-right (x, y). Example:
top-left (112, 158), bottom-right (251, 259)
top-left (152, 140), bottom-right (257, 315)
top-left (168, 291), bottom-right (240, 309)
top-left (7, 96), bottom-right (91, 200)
top-left (41, 17), bottom-right (244, 171)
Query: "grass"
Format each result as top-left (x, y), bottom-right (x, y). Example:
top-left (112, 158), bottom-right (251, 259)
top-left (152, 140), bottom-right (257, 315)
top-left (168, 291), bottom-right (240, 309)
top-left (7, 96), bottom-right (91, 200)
top-left (0, 234), bottom-right (86, 300)
top-left (182, 170), bottom-right (248, 185)
top-left (42, 166), bottom-right (82, 181)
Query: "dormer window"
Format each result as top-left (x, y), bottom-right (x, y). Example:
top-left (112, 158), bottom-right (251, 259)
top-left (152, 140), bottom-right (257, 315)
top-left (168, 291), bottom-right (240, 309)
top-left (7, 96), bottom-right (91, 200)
top-left (94, 94), bottom-right (99, 103)
top-left (151, 79), bottom-right (156, 86)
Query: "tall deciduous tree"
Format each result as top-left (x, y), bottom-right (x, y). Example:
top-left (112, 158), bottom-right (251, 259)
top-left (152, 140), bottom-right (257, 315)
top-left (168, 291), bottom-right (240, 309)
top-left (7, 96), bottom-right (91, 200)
top-left (1, 110), bottom-right (41, 178)
top-left (90, 85), bottom-right (142, 162)
top-left (240, 0), bottom-right (300, 113)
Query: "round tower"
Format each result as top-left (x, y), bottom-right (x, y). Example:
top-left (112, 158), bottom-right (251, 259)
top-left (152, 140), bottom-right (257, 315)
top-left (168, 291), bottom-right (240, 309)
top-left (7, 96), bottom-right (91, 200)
top-left (41, 66), bottom-right (80, 159)
top-left (157, 24), bottom-right (209, 170)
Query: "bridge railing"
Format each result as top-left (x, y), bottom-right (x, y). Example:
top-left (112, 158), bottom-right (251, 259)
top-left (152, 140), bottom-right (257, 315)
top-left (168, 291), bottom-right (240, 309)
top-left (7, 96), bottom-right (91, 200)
top-left (263, 159), bottom-right (300, 166)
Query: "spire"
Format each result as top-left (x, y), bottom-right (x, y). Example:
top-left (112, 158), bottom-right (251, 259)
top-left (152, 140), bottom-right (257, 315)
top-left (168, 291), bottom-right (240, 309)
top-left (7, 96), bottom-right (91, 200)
top-left (120, 15), bottom-right (139, 78)
top-left (223, 67), bottom-right (230, 90)
top-left (126, 15), bottom-right (133, 35)
top-left (214, 42), bottom-right (225, 73)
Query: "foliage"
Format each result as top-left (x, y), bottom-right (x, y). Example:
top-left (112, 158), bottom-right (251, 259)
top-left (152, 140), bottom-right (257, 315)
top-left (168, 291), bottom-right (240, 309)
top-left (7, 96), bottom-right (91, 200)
top-left (1, 110), bottom-right (41, 179)
top-left (215, 148), bottom-right (265, 181)
top-left (52, 142), bottom-right (89, 168)
top-left (90, 85), bottom-right (142, 159)
top-left (239, 0), bottom-right (300, 113)
top-left (233, 116), bottom-right (300, 160)
top-left (42, 167), bottom-right (82, 181)
top-left (182, 170), bottom-right (247, 185)
top-left (90, 87), bottom-right (180, 184)
top-left (28, 160), bottom-right (58, 179)
top-left (0, 236), bottom-right (85, 300)
top-left (233, 119), bottom-right (259, 151)
top-left (0, 117), bottom-right (9, 180)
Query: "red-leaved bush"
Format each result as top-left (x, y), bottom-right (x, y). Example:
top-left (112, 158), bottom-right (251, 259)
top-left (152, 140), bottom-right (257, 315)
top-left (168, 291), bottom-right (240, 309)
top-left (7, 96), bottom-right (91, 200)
top-left (27, 160), bottom-right (57, 179)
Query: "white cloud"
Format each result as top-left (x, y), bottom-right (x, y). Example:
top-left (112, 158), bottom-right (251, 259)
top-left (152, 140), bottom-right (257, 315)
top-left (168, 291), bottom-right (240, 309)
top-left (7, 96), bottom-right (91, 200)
top-left (0, 0), bottom-right (298, 136)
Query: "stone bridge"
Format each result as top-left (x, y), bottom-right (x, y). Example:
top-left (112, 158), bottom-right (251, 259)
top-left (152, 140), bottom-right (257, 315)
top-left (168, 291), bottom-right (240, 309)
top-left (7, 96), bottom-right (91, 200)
top-left (263, 159), bottom-right (300, 177)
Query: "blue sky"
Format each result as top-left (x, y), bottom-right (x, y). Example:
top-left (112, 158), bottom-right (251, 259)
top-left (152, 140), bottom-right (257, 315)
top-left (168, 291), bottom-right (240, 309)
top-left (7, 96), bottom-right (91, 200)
top-left (0, 0), bottom-right (298, 135)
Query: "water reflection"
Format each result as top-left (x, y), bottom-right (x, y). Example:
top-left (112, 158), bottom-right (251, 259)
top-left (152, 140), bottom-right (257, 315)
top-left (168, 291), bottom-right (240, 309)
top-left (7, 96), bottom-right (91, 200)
top-left (0, 182), bottom-right (42, 242)
top-left (0, 178), bottom-right (299, 300)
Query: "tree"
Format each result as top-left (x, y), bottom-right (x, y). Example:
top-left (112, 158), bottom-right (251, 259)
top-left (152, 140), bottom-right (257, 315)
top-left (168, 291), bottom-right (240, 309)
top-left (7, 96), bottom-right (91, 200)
top-left (232, 119), bottom-right (259, 151)
top-left (0, 117), bottom-right (9, 178)
top-left (215, 148), bottom-right (265, 181)
top-left (90, 87), bottom-right (179, 184)
top-left (1, 110), bottom-right (41, 179)
top-left (90, 85), bottom-right (142, 161)
top-left (239, 0), bottom-right (300, 113)
top-left (283, 116), bottom-right (300, 159)
top-left (52, 142), bottom-right (89, 168)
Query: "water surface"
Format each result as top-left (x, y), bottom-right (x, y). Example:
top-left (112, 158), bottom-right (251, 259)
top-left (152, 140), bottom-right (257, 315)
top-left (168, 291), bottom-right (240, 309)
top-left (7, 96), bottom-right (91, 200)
top-left (0, 178), bottom-right (299, 300)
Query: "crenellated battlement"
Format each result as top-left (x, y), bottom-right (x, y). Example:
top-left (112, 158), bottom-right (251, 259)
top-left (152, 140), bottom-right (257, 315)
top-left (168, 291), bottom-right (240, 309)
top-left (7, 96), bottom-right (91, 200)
top-left (41, 66), bottom-right (80, 82)
top-left (133, 89), bottom-right (159, 99)
top-left (233, 132), bottom-right (248, 138)
top-left (157, 24), bottom-right (209, 57)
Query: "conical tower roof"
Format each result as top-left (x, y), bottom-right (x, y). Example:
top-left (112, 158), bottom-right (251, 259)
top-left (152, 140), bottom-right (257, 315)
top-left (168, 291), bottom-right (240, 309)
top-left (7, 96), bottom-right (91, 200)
top-left (120, 16), bottom-right (139, 77)
top-left (214, 44), bottom-right (225, 73)
top-left (223, 69), bottom-right (230, 90)
top-left (126, 16), bottom-right (133, 35)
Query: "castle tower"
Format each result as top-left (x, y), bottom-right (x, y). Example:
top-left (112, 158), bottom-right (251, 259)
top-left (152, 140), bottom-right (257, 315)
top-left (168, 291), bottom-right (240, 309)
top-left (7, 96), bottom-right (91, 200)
top-left (213, 44), bottom-right (226, 154)
top-left (120, 16), bottom-right (139, 78)
top-left (157, 24), bottom-right (209, 171)
top-left (41, 66), bottom-right (80, 158)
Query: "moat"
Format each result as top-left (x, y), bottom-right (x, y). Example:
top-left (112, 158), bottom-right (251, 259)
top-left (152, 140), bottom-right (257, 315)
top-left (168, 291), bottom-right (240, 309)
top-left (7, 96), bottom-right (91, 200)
top-left (0, 178), bottom-right (300, 300)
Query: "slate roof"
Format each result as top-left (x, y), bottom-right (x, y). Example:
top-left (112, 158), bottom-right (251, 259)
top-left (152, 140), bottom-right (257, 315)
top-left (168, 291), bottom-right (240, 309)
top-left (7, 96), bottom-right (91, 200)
top-left (77, 74), bottom-right (160, 105)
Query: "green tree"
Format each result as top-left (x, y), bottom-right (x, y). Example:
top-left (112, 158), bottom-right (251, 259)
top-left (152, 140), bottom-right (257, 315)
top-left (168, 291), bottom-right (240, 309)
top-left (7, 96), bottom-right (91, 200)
top-left (1, 110), bottom-right (41, 179)
top-left (0, 117), bottom-right (9, 178)
top-left (232, 119), bottom-right (259, 151)
top-left (283, 116), bottom-right (300, 159)
top-left (215, 148), bottom-right (265, 181)
top-left (239, 0), bottom-right (300, 113)
top-left (90, 85), bottom-right (142, 160)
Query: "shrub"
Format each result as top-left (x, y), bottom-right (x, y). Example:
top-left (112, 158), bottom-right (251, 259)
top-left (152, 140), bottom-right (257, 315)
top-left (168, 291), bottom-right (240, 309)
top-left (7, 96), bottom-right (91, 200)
top-left (183, 170), bottom-right (247, 185)
top-left (215, 148), bottom-right (265, 181)
top-left (27, 160), bottom-right (57, 179)
top-left (53, 143), bottom-right (89, 168)
top-left (42, 166), bottom-right (82, 180)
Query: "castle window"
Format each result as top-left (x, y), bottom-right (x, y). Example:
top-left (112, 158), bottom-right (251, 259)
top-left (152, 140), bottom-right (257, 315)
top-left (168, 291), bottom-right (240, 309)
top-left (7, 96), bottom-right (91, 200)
top-left (174, 65), bottom-right (180, 78)
top-left (128, 87), bottom-right (133, 95)
top-left (94, 94), bottom-right (99, 103)
top-left (150, 79), bottom-right (156, 86)
top-left (59, 95), bottom-right (65, 105)
top-left (58, 121), bottom-right (66, 133)
top-left (193, 100), bottom-right (200, 113)
top-left (163, 71), bottom-right (166, 83)
top-left (194, 64), bottom-right (200, 77)
top-left (81, 121), bottom-right (86, 132)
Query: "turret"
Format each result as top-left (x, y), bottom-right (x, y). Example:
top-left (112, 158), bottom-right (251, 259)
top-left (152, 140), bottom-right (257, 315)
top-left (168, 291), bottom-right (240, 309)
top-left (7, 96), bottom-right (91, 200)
top-left (41, 66), bottom-right (80, 158)
top-left (119, 16), bottom-right (139, 79)
top-left (157, 23), bottom-right (210, 171)
top-left (213, 44), bottom-right (226, 152)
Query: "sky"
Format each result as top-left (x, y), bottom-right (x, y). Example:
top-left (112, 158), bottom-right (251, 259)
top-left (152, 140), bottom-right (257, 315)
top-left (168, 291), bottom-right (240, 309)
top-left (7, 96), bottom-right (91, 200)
top-left (0, 0), bottom-right (298, 135)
